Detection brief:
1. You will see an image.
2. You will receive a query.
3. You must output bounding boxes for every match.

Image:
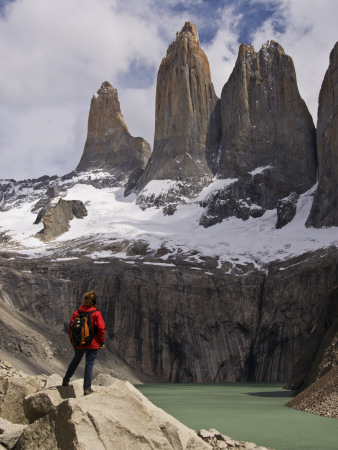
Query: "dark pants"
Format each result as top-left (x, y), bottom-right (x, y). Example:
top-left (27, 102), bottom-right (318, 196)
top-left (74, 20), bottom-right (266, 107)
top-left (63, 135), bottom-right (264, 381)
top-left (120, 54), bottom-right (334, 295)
top-left (64, 348), bottom-right (99, 390)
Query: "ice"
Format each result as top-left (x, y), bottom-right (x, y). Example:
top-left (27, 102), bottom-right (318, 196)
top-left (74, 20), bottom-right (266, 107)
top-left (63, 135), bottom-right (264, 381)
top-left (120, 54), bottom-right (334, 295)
top-left (0, 179), bottom-right (337, 270)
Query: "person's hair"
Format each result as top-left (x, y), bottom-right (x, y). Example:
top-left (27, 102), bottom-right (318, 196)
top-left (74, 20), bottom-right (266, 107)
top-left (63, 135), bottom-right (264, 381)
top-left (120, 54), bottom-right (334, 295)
top-left (82, 290), bottom-right (97, 307)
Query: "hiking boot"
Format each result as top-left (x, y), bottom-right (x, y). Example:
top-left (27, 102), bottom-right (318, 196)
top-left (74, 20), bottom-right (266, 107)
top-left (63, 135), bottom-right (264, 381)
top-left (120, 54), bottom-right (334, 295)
top-left (62, 379), bottom-right (69, 387)
top-left (84, 388), bottom-right (94, 396)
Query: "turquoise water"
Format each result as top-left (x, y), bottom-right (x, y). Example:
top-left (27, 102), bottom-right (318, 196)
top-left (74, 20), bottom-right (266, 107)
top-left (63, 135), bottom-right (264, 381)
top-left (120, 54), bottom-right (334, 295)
top-left (137, 383), bottom-right (337, 450)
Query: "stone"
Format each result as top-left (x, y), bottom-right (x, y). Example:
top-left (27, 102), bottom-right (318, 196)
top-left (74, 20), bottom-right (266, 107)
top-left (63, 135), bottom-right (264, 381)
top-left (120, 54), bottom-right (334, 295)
top-left (35, 198), bottom-right (87, 241)
top-left (93, 373), bottom-right (118, 387)
top-left (16, 378), bottom-right (211, 449)
top-left (136, 22), bottom-right (221, 204)
top-left (0, 376), bottom-right (41, 424)
top-left (76, 81), bottom-right (151, 182)
top-left (306, 42), bottom-right (338, 227)
top-left (276, 192), bottom-right (299, 228)
top-left (23, 388), bottom-right (63, 423)
top-left (44, 373), bottom-right (63, 389)
top-left (197, 429), bottom-right (271, 450)
top-left (211, 41), bottom-right (316, 222)
top-left (0, 417), bottom-right (26, 449)
top-left (198, 429), bottom-right (213, 439)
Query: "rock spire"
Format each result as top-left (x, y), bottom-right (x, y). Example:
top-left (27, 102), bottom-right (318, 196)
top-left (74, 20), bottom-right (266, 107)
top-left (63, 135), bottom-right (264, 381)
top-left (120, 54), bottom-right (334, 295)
top-left (220, 40), bottom-right (316, 186)
top-left (306, 42), bottom-right (338, 227)
top-left (76, 81), bottom-right (151, 181)
top-left (200, 41), bottom-right (317, 226)
top-left (136, 22), bottom-right (221, 196)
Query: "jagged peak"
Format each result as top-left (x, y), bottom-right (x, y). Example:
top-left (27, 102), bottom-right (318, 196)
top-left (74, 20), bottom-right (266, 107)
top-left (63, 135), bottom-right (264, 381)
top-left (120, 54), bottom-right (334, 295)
top-left (238, 43), bottom-right (256, 57)
top-left (177, 21), bottom-right (199, 41)
top-left (93, 81), bottom-right (117, 100)
top-left (167, 21), bottom-right (200, 57)
top-left (260, 40), bottom-right (285, 56)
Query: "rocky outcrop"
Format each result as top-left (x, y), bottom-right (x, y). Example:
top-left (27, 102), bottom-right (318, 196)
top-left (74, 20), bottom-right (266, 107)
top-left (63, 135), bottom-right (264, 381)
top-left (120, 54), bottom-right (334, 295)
top-left (1, 247), bottom-right (337, 383)
top-left (0, 371), bottom-right (211, 450)
top-left (76, 82), bottom-right (151, 181)
top-left (35, 198), bottom-right (87, 241)
top-left (306, 42), bottom-right (338, 227)
top-left (198, 429), bottom-right (271, 450)
top-left (202, 41), bottom-right (317, 225)
top-left (135, 22), bottom-right (221, 204)
top-left (0, 367), bottom-right (271, 449)
top-left (276, 192), bottom-right (299, 229)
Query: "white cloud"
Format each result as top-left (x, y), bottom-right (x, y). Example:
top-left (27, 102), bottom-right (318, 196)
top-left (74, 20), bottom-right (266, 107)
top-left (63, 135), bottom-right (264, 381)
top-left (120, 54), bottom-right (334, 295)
top-left (0, 0), bottom-right (166, 179)
top-left (250, 0), bottom-right (338, 121)
top-left (204, 6), bottom-right (242, 96)
top-left (0, 0), bottom-right (337, 180)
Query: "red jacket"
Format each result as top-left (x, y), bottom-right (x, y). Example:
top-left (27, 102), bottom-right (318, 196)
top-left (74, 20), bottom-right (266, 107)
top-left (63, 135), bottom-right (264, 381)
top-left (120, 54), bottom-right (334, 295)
top-left (68, 305), bottom-right (105, 349)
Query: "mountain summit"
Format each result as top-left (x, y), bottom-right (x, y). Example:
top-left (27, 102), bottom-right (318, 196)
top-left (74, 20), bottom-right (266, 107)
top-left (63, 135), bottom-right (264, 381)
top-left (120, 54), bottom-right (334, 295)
top-left (135, 21), bottom-right (221, 202)
top-left (76, 81), bottom-right (151, 181)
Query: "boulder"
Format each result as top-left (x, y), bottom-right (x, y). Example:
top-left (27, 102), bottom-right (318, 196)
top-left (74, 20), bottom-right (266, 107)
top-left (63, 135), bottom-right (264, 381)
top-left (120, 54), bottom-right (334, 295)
top-left (35, 198), bottom-right (87, 241)
top-left (306, 42), bottom-right (338, 227)
top-left (0, 376), bottom-right (41, 424)
top-left (76, 82), bottom-right (151, 181)
top-left (0, 417), bottom-right (27, 449)
top-left (15, 378), bottom-right (211, 450)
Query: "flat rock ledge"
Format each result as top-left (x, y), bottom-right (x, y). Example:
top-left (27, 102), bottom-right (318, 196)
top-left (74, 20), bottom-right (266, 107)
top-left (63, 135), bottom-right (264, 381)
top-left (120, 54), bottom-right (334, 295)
top-left (0, 361), bottom-right (273, 449)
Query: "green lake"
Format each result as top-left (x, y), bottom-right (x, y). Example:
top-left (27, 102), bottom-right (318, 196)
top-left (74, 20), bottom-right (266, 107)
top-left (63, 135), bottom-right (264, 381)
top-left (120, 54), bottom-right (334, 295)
top-left (137, 383), bottom-right (337, 450)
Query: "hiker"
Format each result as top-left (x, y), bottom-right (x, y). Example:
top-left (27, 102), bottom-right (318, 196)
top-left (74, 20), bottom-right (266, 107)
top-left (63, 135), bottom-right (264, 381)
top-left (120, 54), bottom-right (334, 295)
top-left (63, 290), bottom-right (105, 395)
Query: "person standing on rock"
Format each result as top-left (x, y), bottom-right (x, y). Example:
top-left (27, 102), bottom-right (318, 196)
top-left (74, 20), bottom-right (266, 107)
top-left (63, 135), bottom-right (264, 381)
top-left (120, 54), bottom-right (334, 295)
top-left (63, 290), bottom-right (105, 395)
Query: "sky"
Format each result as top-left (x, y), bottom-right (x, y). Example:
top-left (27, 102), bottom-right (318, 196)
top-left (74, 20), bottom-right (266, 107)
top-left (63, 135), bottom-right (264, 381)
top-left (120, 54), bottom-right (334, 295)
top-left (0, 0), bottom-right (337, 181)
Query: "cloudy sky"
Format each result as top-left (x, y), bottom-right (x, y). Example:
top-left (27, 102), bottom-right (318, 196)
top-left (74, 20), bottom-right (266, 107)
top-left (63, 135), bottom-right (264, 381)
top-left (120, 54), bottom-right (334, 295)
top-left (0, 0), bottom-right (337, 180)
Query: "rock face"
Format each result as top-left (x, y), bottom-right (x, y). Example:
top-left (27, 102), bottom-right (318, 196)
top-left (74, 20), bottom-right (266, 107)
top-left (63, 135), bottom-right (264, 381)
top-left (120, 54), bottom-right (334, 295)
top-left (201, 41), bottom-right (316, 226)
top-left (285, 286), bottom-right (338, 391)
top-left (36, 198), bottom-right (87, 241)
top-left (135, 22), bottom-right (221, 203)
top-left (306, 42), bottom-right (338, 227)
top-left (276, 192), bottom-right (299, 229)
top-left (76, 82), bottom-right (151, 181)
top-left (1, 248), bottom-right (337, 383)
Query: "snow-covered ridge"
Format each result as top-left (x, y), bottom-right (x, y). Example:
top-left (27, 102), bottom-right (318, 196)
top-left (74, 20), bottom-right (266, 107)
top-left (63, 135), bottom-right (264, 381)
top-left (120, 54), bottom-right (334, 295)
top-left (0, 176), bottom-right (337, 271)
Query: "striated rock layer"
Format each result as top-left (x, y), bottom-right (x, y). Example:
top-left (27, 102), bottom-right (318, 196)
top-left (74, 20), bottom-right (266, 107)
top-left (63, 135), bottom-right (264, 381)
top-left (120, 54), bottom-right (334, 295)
top-left (306, 41), bottom-right (338, 227)
top-left (285, 286), bottom-right (338, 391)
top-left (136, 22), bottom-right (221, 201)
top-left (76, 82), bottom-right (151, 181)
top-left (0, 247), bottom-right (337, 383)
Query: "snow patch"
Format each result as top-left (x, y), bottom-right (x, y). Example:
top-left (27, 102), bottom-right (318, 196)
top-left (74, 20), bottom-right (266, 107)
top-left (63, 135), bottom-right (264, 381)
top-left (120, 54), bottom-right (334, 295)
top-left (249, 165), bottom-right (272, 176)
top-left (0, 181), bottom-right (337, 269)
